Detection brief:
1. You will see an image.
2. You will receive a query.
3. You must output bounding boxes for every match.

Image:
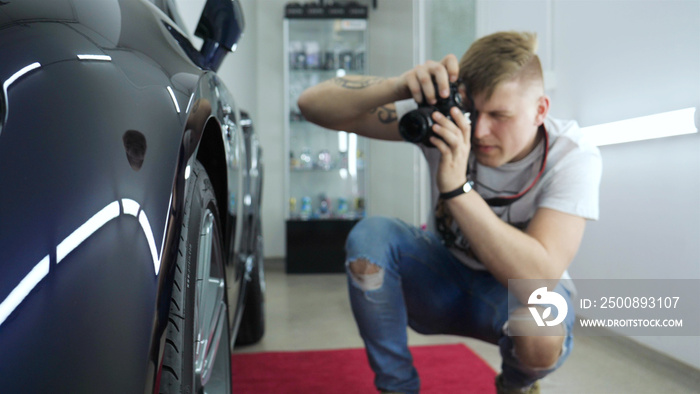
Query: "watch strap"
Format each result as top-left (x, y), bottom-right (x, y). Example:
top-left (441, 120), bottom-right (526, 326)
top-left (439, 180), bottom-right (473, 200)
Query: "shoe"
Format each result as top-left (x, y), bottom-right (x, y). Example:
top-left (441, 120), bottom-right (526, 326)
top-left (495, 374), bottom-right (540, 394)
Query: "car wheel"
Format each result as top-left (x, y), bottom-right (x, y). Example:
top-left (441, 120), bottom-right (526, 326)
top-left (160, 161), bottom-right (231, 394)
top-left (235, 216), bottom-right (265, 346)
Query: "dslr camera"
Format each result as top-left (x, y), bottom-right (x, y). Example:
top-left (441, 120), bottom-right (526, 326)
top-left (398, 81), bottom-right (466, 148)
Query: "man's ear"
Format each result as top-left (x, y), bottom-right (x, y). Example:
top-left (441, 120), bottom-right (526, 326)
top-left (535, 95), bottom-right (550, 126)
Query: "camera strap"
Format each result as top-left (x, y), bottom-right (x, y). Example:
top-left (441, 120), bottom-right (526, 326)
top-left (471, 125), bottom-right (549, 207)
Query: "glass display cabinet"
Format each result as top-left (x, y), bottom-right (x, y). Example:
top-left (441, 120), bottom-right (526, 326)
top-left (284, 3), bottom-right (369, 273)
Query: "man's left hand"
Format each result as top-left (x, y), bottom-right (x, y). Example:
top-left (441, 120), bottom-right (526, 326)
top-left (430, 106), bottom-right (472, 193)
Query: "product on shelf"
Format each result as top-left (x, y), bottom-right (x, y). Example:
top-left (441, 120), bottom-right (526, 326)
top-left (299, 147), bottom-right (313, 169)
top-left (355, 197), bottom-right (365, 217)
top-left (290, 151), bottom-right (300, 169)
top-left (289, 197), bottom-right (297, 217)
top-left (318, 193), bottom-right (332, 218)
top-left (337, 198), bottom-right (349, 217)
top-left (300, 196), bottom-right (312, 219)
top-left (316, 149), bottom-right (333, 170)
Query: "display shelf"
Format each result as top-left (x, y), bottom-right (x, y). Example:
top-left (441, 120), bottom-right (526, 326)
top-left (283, 12), bottom-right (369, 273)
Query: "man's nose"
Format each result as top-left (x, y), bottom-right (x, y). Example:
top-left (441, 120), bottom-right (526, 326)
top-left (472, 113), bottom-right (490, 139)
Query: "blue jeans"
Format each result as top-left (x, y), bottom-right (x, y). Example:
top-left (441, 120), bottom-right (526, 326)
top-left (345, 216), bottom-right (574, 394)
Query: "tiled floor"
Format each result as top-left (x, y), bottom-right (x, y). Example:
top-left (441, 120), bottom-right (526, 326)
top-left (234, 259), bottom-right (700, 393)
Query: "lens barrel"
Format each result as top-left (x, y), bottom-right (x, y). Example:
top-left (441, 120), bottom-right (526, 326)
top-left (398, 81), bottom-right (466, 147)
top-left (398, 107), bottom-right (436, 146)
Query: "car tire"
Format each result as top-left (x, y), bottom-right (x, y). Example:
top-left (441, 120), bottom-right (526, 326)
top-left (235, 216), bottom-right (265, 346)
top-left (160, 161), bottom-right (231, 394)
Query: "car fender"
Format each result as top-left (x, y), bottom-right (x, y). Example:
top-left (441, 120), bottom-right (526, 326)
top-left (0, 0), bottom-right (248, 392)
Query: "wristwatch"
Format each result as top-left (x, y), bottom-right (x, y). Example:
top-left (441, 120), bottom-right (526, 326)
top-left (439, 180), bottom-right (474, 200)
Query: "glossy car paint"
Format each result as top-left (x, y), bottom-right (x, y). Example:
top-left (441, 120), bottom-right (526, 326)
top-left (0, 0), bottom-right (257, 391)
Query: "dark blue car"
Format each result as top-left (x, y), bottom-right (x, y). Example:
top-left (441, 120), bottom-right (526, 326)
top-left (0, 0), bottom-right (265, 392)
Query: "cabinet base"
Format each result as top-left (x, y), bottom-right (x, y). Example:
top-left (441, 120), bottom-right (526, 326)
top-left (285, 219), bottom-right (360, 273)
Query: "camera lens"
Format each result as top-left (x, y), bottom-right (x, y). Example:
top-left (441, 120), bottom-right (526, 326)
top-left (398, 81), bottom-right (466, 147)
top-left (399, 107), bottom-right (434, 145)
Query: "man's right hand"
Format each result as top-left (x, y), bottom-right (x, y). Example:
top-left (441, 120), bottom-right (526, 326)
top-left (396, 54), bottom-right (460, 106)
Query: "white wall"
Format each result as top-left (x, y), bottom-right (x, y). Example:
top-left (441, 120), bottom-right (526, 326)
top-left (560, 0), bottom-right (700, 370)
top-left (477, 0), bottom-right (700, 369)
top-left (365, 1), bottom-right (420, 224)
top-left (248, 0), bottom-right (287, 258)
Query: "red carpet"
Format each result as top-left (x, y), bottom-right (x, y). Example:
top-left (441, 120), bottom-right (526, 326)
top-left (231, 343), bottom-right (496, 393)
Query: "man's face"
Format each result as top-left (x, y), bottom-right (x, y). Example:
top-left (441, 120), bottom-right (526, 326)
top-left (467, 79), bottom-right (546, 168)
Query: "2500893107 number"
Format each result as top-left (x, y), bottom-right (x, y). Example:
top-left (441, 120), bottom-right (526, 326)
top-left (599, 296), bottom-right (680, 309)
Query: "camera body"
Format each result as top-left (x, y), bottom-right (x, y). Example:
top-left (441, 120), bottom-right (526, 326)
top-left (398, 81), bottom-right (463, 147)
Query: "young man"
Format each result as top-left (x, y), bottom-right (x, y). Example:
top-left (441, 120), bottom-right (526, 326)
top-left (298, 31), bottom-right (601, 394)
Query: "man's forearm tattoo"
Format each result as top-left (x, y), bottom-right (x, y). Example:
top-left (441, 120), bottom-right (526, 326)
top-left (331, 76), bottom-right (395, 123)
top-left (332, 76), bottom-right (384, 89)
top-left (370, 105), bottom-right (397, 124)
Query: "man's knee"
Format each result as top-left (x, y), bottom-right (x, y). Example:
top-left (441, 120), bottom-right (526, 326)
top-left (507, 305), bottom-right (567, 369)
top-left (349, 259), bottom-right (381, 275)
top-left (513, 335), bottom-right (565, 370)
top-left (348, 259), bottom-right (384, 291)
top-left (346, 216), bottom-right (405, 250)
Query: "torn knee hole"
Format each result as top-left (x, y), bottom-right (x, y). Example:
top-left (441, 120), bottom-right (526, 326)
top-left (348, 259), bottom-right (384, 291)
top-left (349, 259), bottom-right (381, 275)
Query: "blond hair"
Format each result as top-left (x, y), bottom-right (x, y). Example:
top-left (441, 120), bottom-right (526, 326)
top-left (458, 31), bottom-right (543, 100)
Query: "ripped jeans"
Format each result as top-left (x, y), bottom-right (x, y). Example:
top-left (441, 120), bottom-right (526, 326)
top-left (345, 216), bottom-right (574, 394)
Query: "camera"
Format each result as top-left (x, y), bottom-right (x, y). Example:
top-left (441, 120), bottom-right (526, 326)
top-left (398, 81), bottom-right (464, 147)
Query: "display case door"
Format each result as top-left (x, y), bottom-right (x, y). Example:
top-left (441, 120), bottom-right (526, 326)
top-left (283, 18), bottom-right (369, 273)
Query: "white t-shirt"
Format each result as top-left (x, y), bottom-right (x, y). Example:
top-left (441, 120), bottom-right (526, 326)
top-left (395, 99), bottom-right (603, 271)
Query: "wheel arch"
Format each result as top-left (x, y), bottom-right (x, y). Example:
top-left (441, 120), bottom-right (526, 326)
top-left (191, 113), bottom-right (248, 329)
top-left (196, 117), bottom-right (229, 237)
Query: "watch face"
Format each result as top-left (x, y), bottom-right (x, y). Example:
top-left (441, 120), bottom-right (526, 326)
top-left (462, 181), bottom-right (473, 193)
